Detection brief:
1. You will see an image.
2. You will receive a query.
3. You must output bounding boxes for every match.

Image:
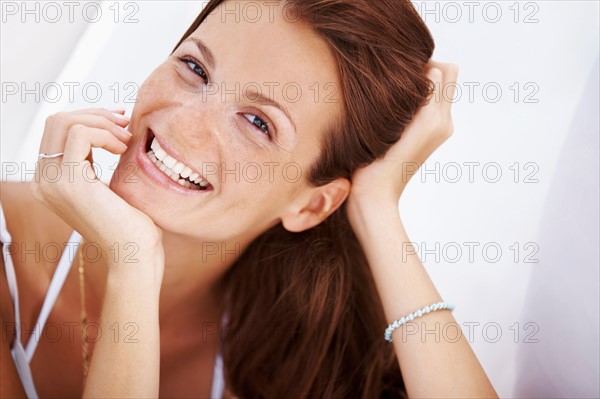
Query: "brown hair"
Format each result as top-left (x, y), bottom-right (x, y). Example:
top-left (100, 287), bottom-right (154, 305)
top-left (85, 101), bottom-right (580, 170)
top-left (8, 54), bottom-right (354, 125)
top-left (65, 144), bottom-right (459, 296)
top-left (173, 1), bottom-right (434, 397)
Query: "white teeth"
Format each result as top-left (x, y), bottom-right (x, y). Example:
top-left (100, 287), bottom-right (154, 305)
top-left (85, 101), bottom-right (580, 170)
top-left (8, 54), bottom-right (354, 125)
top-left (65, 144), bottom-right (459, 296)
top-left (155, 147), bottom-right (167, 161)
top-left (180, 166), bottom-right (192, 178)
top-left (172, 162), bottom-right (185, 174)
top-left (147, 136), bottom-right (210, 190)
top-left (151, 137), bottom-right (160, 152)
top-left (176, 178), bottom-right (197, 190)
top-left (163, 155), bottom-right (176, 169)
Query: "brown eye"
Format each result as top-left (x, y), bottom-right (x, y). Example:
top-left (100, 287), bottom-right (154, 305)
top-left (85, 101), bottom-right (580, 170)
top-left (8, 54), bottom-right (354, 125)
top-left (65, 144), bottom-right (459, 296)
top-left (179, 57), bottom-right (208, 83)
top-left (243, 113), bottom-right (272, 140)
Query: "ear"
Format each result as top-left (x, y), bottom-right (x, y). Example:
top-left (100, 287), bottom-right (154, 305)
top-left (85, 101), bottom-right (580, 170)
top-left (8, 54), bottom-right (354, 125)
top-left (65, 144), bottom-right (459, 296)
top-left (281, 178), bottom-right (351, 233)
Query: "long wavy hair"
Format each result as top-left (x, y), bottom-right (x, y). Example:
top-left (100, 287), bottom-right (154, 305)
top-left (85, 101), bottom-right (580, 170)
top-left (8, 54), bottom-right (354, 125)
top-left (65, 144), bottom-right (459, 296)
top-left (173, 1), bottom-right (435, 397)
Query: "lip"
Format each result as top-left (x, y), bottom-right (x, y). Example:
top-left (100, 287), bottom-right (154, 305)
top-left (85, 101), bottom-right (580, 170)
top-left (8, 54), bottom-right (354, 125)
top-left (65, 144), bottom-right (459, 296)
top-left (135, 128), bottom-right (213, 196)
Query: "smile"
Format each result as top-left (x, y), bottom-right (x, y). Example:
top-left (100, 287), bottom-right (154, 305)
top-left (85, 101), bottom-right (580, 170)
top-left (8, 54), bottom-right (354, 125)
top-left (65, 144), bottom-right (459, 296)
top-left (146, 138), bottom-right (210, 190)
top-left (136, 129), bottom-right (213, 194)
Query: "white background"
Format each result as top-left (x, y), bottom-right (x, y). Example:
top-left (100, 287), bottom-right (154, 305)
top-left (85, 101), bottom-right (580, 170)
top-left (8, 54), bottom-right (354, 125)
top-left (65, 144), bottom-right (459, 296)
top-left (1, 1), bottom-right (599, 397)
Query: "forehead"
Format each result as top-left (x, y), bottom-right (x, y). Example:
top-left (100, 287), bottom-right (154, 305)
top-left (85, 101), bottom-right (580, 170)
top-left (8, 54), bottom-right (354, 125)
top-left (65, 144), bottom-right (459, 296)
top-left (186, 1), bottom-right (342, 149)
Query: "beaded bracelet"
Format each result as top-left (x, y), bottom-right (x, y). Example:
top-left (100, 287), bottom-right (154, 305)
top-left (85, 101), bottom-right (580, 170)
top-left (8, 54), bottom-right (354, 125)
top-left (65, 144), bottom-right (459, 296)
top-left (384, 301), bottom-right (455, 342)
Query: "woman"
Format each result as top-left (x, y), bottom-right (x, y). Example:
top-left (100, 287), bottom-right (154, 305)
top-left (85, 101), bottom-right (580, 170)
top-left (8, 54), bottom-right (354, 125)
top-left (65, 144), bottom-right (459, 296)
top-left (1, 0), bottom-right (498, 397)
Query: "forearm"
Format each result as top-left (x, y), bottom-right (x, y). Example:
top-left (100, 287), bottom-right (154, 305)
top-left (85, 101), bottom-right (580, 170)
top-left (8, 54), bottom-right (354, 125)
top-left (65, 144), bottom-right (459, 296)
top-left (83, 268), bottom-right (162, 398)
top-left (348, 199), bottom-right (498, 399)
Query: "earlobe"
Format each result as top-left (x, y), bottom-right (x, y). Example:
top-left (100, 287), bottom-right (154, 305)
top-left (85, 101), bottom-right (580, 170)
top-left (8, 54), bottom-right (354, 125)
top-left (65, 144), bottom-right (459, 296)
top-left (281, 178), bottom-right (350, 233)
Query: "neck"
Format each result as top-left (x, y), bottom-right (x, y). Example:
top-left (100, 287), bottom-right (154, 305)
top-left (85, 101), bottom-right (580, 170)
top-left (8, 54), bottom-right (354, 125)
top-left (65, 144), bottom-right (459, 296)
top-left (157, 229), bottom-right (240, 323)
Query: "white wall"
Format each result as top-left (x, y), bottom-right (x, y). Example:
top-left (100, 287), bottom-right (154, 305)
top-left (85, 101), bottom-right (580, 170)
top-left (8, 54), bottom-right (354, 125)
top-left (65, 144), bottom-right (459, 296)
top-left (1, 1), bottom-right (598, 397)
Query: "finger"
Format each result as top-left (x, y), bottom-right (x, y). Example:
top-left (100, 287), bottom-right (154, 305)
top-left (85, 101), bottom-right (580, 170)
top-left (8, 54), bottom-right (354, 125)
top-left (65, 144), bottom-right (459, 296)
top-left (40, 113), bottom-right (132, 155)
top-left (440, 62), bottom-right (459, 113)
top-left (76, 113), bottom-right (132, 141)
top-left (430, 61), bottom-right (459, 113)
top-left (71, 107), bottom-right (131, 127)
top-left (62, 125), bottom-right (128, 164)
top-left (425, 65), bottom-right (443, 108)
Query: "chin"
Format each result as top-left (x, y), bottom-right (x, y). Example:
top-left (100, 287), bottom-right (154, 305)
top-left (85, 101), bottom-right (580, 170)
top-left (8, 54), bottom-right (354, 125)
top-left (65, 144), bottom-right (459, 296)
top-left (107, 162), bottom-right (181, 234)
top-left (108, 164), bottom-right (151, 212)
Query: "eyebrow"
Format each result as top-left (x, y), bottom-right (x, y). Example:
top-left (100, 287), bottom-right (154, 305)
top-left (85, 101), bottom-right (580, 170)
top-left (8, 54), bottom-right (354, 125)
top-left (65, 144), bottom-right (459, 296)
top-left (183, 37), bottom-right (297, 135)
top-left (184, 37), bottom-right (216, 70)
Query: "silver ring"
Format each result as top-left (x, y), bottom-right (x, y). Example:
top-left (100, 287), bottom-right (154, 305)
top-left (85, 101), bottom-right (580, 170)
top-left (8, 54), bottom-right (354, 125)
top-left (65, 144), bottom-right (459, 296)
top-left (38, 152), bottom-right (64, 160)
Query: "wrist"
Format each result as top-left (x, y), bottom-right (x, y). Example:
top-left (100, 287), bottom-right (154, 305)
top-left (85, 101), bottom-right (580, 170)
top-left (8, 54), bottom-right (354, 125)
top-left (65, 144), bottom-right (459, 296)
top-left (347, 190), bottom-right (399, 216)
top-left (346, 193), bottom-right (401, 233)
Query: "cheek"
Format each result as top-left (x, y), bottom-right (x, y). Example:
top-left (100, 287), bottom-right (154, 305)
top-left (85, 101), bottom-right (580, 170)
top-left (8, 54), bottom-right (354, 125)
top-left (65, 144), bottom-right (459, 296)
top-left (224, 159), bottom-right (304, 197)
top-left (216, 167), bottom-right (286, 217)
top-left (219, 182), bottom-right (287, 235)
top-left (134, 65), bottom-right (178, 113)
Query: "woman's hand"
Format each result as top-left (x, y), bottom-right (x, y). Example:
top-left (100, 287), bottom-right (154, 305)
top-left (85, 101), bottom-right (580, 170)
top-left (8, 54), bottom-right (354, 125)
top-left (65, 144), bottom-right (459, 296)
top-left (31, 108), bottom-right (164, 397)
top-left (342, 62), bottom-right (498, 399)
top-left (347, 61), bottom-right (459, 216)
top-left (31, 108), bottom-right (164, 277)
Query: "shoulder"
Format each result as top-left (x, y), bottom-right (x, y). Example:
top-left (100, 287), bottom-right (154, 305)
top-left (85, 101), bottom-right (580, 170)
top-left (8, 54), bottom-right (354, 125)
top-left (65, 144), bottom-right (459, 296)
top-left (0, 181), bottom-right (74, 325)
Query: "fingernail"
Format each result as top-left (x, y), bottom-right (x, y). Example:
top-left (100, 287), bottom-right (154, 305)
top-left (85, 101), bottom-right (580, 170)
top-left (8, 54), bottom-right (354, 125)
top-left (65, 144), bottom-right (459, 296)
top-left (120, 126), bottom-right (133, 136)
top-left (112, 112), bottom-right (130, 120)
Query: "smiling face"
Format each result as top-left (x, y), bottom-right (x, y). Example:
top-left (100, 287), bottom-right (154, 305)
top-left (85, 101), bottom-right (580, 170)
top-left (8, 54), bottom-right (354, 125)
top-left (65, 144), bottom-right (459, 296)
top-left (110, 1), bottom-right (344, 244)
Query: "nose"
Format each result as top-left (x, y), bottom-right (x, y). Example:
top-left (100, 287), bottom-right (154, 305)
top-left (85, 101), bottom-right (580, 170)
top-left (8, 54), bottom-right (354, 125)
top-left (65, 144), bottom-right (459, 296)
top-left (162, 89), bottom-right (224, 160)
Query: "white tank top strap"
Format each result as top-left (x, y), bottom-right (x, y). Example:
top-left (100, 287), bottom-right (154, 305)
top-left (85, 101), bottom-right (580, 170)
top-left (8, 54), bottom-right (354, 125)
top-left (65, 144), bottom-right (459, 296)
top-left (25, 229), bottom-right (82, 361)
top-left (210, 310), bottom-right (229, 398)
top-left (1, 201), bottom-right (39, 398)
top-left (0, 200), bottom-right (23, 329)
top-left (2, 200), bottom-right (225, 398)
top-left (210, 350), bottom-right (225, 398)
top-left (1, 200), bottom-right (82, 398)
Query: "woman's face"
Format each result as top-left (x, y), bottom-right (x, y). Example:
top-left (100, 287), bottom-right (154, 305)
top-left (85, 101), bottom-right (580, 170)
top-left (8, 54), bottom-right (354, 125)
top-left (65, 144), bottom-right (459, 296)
top-left (110, 1), bottom-right (343, 244)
